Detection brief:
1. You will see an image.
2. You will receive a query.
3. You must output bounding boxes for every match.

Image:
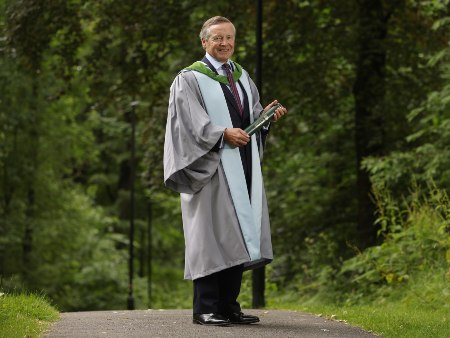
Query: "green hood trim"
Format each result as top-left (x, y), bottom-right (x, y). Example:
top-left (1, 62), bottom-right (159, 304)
top-left (185, 61), bottom-right (243, 85)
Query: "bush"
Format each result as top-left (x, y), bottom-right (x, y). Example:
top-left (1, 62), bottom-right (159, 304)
top-left (337, 185), bottom-right (449, 306)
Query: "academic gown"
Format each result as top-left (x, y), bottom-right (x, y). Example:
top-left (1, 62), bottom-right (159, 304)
top-left (163, 67), bottom-right (273, 280)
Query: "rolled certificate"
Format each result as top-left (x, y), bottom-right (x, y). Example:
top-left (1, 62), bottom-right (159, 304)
top-left (244, 103), bottom-right (282, 136)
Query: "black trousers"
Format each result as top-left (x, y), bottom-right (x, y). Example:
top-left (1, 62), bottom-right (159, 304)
top-left (193, 264), bottom-right (244, 314)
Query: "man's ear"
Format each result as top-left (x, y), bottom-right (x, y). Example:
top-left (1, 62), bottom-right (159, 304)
top-left (201, 39), bottom-right (207, 49)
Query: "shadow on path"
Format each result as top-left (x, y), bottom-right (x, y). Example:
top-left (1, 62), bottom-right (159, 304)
top-left (43, 309), bottom-right (380, 338)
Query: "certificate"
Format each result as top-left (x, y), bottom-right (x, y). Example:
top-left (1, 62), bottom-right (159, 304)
top-left (244, 103), bottom-right (282, 136)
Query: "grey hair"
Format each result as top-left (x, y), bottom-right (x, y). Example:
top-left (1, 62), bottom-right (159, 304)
top-left (199, 16), bottom-right (235, 41)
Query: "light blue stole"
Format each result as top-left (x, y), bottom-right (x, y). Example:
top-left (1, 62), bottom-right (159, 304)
top-left (192, 67), bottom-right (263, 261)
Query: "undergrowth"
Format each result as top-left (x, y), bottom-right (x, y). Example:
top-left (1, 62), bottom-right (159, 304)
top-left (268, 185), bottom-right (449, 337)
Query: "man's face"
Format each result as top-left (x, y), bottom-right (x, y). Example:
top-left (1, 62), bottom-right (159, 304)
top-left (202, 22), bottom-right (235, 63)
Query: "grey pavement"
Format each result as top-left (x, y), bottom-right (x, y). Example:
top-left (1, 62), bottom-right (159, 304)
top-left (42, 309), bottom-right (380, 338)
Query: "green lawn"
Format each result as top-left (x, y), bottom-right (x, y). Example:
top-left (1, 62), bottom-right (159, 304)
top-left (0, 292), bottom-right (59, 338)
top-left (272, 302), bottom-right (449, 338)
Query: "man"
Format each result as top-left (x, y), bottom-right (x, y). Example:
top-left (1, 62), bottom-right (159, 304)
top-left (163, 16), bottom-right (287, 326)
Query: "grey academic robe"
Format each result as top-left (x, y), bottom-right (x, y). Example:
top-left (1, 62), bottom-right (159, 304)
top-left (163, 69), bottom-right (273, 280)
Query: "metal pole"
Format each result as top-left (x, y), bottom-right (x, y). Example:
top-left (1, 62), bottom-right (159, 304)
top-left (127, 100), bottom-right (138, 310)
top-left (255, 0), bottom-right (263, 95)
top-left (252, 0), bottom-right (266, 309)
top-left (147, 199), bottom-right (152, 308)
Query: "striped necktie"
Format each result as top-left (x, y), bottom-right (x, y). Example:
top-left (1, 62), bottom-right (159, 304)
top-left (223, 63), bottom-right (243, 115)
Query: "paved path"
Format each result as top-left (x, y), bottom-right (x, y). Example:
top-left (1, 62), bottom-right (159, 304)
top-left (43, 309), bottom-right (379, 337)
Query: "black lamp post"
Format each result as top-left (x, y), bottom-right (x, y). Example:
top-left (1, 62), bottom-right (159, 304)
top-left (127, 100), bottom-right (138, 310)
top-left (252, 0), bottom-right (266, 309)
top-left (147, 199), bottom-right (152, 308)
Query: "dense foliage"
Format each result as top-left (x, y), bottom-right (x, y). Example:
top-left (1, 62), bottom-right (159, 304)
top-left (0, 0), bottom-right (449, 311)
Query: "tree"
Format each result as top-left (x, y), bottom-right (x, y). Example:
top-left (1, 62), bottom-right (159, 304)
top-left (353, 0), bottom-right (389, 248)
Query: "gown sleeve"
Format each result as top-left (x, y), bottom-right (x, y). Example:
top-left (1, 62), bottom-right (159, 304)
top-left (163, 71), bottom-right (225, 194)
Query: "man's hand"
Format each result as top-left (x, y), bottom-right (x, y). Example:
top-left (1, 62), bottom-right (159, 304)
top-left (264, 100), bottom-right (287, 121)
top-left (224, 128), bottom-right (250, 147)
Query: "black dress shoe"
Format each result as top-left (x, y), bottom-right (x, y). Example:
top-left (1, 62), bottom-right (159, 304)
top-left (225, 312), bottom-right (260, 324)
top-left (193, 313), bottom-right (231, 326)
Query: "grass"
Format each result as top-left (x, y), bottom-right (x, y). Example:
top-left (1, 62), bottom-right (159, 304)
top-left (270, 301), bottom-right (450, 338)
top-left (0, 292), bottom-right (59, 338)
top-left (263, 187), bottom-right (450, 337)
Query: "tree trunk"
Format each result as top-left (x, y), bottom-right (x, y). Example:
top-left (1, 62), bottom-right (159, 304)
top-left (353, 0), bottom-right (388, 249)
top-left (23, 80), bottom-right (39, 280)
top-left (23, 188), bottom-right (34, 278)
